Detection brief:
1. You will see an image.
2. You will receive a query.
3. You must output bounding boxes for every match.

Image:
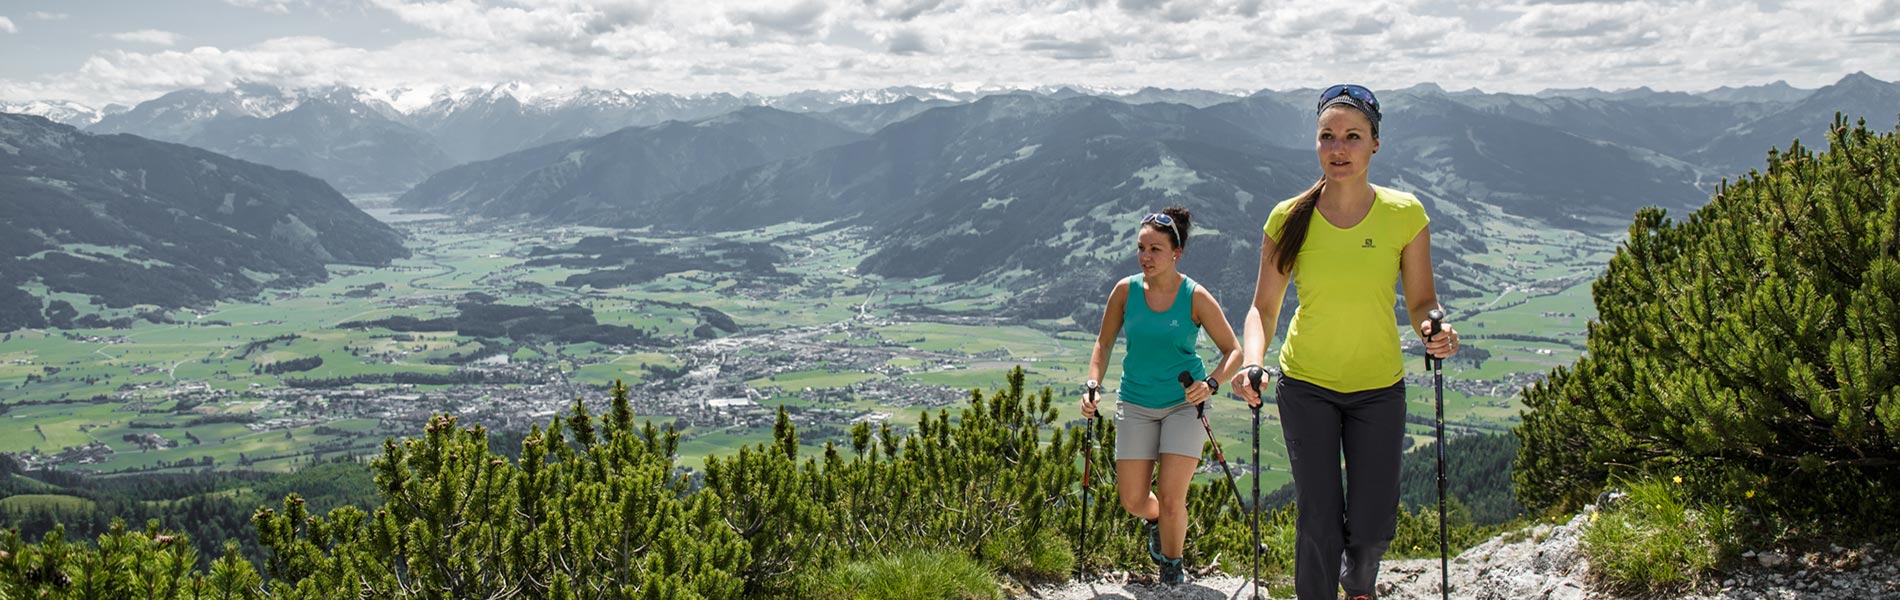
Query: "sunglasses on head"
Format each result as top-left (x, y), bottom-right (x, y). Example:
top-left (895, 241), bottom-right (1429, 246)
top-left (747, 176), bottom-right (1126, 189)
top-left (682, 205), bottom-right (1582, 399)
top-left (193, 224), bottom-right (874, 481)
top-left (1318, 84), bottom-right (1380, 114)
top-left (1142, 213), bottom-right (1181, 246)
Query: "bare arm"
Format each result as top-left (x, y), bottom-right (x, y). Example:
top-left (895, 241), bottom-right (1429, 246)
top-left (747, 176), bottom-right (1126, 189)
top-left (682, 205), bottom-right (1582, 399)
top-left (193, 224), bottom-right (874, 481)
top-left (1191, 286), bottom-right (1244, 397)
top-left (1081, 280), bottom-right (1130, 418)
top-left (1400, 226), bottom-right (1458, 358)
top-left (1232, 231), bottom-right (1292, 404)
top-left (1088, 279), bottom-right (1130, 384)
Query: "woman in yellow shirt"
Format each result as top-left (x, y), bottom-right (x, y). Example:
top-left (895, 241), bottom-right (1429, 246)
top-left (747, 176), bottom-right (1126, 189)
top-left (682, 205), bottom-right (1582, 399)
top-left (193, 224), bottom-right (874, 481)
top-left (1229, 84), bottom-right (1461, 600)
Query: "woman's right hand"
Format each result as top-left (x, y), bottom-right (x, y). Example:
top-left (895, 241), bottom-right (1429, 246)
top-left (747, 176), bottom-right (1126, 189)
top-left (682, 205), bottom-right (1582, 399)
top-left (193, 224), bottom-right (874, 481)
top-left (1080, 380), bottom-right (1101, 419)
top-left (1230, 366), bottom-right (1270, 408)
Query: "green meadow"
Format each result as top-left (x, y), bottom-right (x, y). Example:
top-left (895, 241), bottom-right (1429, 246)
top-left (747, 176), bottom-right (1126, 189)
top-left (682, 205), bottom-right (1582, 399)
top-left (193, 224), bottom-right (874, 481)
top-left (2, 208), bottom-right (1602, 478)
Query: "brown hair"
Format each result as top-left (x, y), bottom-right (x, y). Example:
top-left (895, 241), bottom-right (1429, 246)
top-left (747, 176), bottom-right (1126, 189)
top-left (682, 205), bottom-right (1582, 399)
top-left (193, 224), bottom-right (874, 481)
top-left (1272, 179), bottom-right (1325, 275)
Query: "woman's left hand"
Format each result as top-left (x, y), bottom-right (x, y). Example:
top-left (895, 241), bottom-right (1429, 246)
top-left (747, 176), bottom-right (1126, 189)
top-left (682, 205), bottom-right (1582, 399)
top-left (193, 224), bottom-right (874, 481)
top-left (1417, 319), bottom-right (1460, 359)
top-left (1184, 381), bottom-right (1213, 406)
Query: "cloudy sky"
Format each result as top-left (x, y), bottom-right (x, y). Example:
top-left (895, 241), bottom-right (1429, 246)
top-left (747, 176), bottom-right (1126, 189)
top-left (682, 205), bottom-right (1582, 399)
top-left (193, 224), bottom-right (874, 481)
top-left (1, 0), bottom-right (1897, 106)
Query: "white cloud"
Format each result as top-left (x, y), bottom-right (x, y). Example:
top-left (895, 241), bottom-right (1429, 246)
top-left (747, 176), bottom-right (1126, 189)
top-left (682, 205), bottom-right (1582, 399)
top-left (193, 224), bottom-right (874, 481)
top-left (1, 0), bottom-right (1895, 107)
top-left (0, 17), bottom-right (16, 34)
top-left (884, 28), bottom-right (935, 54)
top-left (1021, 35), bottom-right (1113, 60)
top-left (866, 0), bottom-right (949, 21)
top-left (223, 0), bottom-right (299, 14)
top-left (29, 11), bottom-right (68, 21)
top-left (369, 0), bottom-right (660, 53)
top-left (104, 30), bottom-right (183, 46)
top-left (730, 0), bottom-right (831, 37)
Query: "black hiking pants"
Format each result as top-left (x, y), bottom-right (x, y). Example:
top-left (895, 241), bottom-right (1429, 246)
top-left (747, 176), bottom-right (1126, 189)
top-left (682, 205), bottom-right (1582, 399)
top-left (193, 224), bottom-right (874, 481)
top-left (1277, 375), bottom-right (1407, 600)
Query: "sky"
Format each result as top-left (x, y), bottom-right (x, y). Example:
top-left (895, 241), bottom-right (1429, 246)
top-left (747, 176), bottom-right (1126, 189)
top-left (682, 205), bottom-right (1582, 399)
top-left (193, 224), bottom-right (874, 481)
top-left (1, 0), bottom-right (1897, 107)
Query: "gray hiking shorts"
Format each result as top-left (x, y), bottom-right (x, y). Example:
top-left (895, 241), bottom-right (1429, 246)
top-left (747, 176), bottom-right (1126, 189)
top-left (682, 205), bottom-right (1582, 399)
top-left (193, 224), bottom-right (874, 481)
top-left (1114, 400), bottom-right (1204, 461)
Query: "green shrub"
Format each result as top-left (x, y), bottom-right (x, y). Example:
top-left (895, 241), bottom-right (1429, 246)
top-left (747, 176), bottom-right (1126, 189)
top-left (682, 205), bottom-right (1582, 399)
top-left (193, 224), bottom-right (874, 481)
top-left (1516, 116), bottom-right (1900, 537)
top-left (1582, 477), bottom-right (1735, 593)
top-left (811, 549), bottom-right (1000, 600)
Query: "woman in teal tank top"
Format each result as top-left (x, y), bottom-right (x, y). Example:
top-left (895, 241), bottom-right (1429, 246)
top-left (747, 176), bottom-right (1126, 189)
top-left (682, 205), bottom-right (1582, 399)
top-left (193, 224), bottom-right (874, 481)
top-left (1079, 206), bottom-right (1244, 585)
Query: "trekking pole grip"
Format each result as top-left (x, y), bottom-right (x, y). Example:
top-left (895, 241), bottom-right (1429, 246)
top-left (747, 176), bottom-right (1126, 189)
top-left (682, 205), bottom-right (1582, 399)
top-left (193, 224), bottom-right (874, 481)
top-left (1084, 380), bottom-right (1100, 418)
top-left (1179, 371), bottom-right (1200, 418)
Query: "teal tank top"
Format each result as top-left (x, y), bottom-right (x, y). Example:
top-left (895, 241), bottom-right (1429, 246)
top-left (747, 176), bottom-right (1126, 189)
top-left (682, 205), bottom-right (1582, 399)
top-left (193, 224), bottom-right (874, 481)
top-left (1118, 275), bottom-right (1207, 409)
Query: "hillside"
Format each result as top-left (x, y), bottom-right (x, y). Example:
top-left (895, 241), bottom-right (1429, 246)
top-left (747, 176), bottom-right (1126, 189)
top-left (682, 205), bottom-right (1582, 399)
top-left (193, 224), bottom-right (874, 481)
top-left (187, 95), bottom-right (453, 193)
top-left (396, 107), bottom-right (864, 221)
top-left (0, 113), bottom-right (408, 330)
top-left (1694, 72), bottom-right (1900, 173)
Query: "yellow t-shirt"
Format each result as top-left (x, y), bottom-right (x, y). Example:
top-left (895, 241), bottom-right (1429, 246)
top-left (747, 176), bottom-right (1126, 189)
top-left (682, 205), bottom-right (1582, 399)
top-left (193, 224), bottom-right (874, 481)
top-left (1264, 185), bottom-right (1430, 392)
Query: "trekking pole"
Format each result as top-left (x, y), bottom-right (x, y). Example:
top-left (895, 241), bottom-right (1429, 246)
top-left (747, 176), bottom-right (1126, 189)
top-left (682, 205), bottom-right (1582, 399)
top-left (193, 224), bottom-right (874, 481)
top-left (1428, 309), bottom-right (1448, 600)
top-left (1179, 372), bottom-right (1246, 514)
top-left (1081, 380), bottom-right (1100, 577)
top-left (1246, 365), bottom-right (1266, 600)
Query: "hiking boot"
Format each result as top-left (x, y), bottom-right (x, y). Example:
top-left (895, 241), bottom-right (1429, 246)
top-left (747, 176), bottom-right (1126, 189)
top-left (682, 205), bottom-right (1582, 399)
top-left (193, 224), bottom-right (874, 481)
top-left (1144, 518), bottom-right (1165, 564)
top-left (1158, 556), bottom-right (1184, 585)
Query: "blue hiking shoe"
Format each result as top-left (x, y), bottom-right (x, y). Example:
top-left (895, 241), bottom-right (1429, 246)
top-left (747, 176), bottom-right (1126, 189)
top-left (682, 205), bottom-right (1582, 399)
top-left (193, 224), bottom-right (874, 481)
top-left (1158, 556), bottom-right (1184, 585)
top-left (1144, 518), bottom-right (1164, 564)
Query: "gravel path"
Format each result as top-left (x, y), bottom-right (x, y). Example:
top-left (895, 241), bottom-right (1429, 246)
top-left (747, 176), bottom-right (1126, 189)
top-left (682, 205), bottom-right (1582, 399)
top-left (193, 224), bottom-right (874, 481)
top-left (1021, 512), bottom-right (1899, 600)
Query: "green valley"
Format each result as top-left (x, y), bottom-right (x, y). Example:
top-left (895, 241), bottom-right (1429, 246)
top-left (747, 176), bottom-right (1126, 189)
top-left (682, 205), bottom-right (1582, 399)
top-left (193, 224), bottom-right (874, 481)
top-left (0, 203), bottom-right (1612, 494)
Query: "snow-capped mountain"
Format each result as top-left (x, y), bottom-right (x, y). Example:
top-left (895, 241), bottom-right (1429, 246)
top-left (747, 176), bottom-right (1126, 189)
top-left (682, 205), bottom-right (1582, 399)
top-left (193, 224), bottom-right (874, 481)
top-left (0, 100), bottom-right (123, 128)
top-left (764, 86), bottom-right (986, 113)
top-left (89, 81), bottom-right (301, 141)
top-left (410, 82), bottom-right (761, 162)
top-left (83, 83), bottom-right (448, 193)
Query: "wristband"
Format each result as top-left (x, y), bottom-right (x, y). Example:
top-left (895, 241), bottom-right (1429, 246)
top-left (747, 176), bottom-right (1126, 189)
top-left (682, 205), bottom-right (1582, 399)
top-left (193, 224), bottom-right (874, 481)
top-left (1201, 375), bottom-right (1220, 395)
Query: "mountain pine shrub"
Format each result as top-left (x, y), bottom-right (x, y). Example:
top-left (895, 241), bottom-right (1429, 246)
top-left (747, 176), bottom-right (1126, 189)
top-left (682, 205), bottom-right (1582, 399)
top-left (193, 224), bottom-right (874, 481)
top-left (1516, 115), bottom-right (1900, 536)
top-left (5, 366), bottom-right (1511, 596)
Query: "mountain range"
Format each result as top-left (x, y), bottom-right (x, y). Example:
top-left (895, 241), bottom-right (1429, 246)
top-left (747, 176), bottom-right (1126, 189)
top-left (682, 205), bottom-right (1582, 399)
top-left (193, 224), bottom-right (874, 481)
top-left (0, 113), bottom-right (408, 331)
top-left (4, 73), bottom-right (1894, 325)
top-left (396, 107), bottom-right (866, 221)
top-left (394, 75), bottom-right (1899, 319)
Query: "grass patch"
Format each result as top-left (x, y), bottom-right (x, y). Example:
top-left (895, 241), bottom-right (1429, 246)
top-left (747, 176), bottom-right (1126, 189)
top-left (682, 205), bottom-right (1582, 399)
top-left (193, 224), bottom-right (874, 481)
top-left (810, 548), bottom-right (1000, 600)
top-left (0, 494), bottom-right (96, 512)
top-left (1581, 477), bottom-right (1735, 594)
top-left (978, 529), bottom-right (1074, 582)
top-left (748, 369), bottom-right (882, 390)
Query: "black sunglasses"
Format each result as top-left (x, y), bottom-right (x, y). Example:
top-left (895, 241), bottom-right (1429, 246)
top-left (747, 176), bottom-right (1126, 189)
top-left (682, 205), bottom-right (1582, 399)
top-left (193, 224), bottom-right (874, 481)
top-left (1317, 84), bottom-right (1380, 114)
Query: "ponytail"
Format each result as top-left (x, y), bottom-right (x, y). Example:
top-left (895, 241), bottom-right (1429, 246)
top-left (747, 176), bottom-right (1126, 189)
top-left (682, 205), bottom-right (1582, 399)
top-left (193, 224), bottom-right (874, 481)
top-left (1272, 178), bottom-right (1325, 276)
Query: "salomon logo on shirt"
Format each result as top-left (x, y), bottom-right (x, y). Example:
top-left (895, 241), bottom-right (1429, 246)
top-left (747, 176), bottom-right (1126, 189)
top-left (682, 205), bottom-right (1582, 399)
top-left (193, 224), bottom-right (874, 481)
top-left (1362, 238), bottom-right (1375, 248)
